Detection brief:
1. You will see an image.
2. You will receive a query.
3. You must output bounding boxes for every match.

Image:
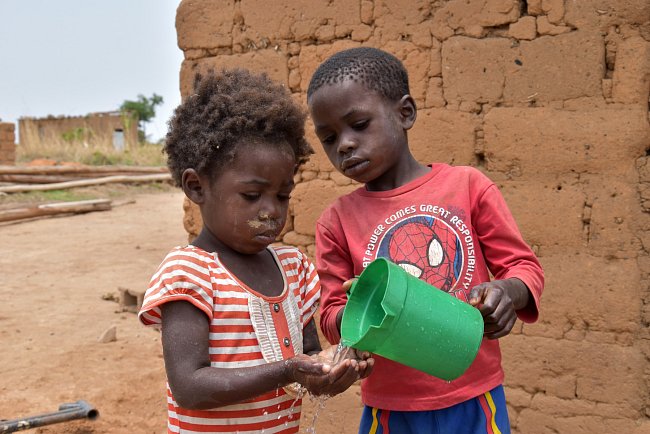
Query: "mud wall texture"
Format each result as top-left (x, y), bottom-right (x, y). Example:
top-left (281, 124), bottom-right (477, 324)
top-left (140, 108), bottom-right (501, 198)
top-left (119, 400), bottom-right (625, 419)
top-left (176, 1), bottom-right (650, 432)
top-left (0, 122), bottom-right (16, 165)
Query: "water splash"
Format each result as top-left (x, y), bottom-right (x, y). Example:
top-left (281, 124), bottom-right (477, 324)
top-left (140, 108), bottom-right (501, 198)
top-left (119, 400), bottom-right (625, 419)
top-left (332, 342), bottom-right (352, 366)
top-left (287, 385), bottom-right (306, 420)
top-left (305, 393), bottom-right (331, 434)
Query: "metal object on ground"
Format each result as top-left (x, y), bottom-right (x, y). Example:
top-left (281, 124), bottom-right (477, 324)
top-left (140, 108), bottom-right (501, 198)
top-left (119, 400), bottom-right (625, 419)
top-left (0, 400), bottom-right (98, 433)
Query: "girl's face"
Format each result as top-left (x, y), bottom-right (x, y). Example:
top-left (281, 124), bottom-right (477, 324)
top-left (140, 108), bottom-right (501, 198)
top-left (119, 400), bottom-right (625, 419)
top-left (308, 79), bottom-right (414, 190)
top-left (199, 141), bottom-right (295, 255)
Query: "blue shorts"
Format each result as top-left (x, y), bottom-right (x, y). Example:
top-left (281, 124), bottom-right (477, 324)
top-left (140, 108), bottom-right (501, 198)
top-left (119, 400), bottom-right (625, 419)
top-left (358, 385), bottom-right (510, 434)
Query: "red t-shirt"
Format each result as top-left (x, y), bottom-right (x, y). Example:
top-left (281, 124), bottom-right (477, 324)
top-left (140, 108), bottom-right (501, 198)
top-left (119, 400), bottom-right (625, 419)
top-left (316, 164), bottom-right (544, 411)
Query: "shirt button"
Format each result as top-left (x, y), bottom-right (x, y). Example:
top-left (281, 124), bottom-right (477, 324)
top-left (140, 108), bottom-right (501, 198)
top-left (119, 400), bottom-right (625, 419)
top-left (283, 337), bottom-right (290, 347)
top-left (273, 303), bottom-right (280, 312)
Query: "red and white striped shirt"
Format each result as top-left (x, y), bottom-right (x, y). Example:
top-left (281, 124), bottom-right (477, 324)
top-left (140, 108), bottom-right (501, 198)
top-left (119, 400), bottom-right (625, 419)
top-left (139, 245), bottom-right (321, 434)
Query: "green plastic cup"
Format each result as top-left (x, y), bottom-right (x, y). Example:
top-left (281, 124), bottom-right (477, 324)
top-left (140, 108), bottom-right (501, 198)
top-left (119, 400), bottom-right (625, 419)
top-left (340, 257), bottom-right (484, 381)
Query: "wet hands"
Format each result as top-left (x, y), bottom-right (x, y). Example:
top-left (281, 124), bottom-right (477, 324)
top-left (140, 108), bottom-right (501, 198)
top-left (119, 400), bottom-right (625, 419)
top-left (469, 278), bottom-right (530, 339)
top-left (287, 347), bottom-right (374, 397)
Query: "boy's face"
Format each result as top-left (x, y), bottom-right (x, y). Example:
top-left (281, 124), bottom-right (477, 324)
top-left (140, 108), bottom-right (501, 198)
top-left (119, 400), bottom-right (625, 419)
top-left (308, 79), bottom-right (414, 187)
top-left (197, 141), bottom-right (295, 255)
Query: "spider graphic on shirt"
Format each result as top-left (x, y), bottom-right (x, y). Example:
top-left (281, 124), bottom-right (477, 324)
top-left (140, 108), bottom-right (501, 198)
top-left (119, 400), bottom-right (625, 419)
top-left (376, 215), bottom-right (465, 297)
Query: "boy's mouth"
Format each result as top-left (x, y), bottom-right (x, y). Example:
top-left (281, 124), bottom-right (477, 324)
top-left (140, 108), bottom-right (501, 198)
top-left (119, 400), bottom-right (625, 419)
top-left (341, 157), bottom-right (369, 175)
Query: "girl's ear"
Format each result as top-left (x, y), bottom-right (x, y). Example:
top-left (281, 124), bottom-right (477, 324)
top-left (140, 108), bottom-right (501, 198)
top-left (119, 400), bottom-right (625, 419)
top-left (182, 168), bottom-right (205, 204)
top-left (397, 95), bottom-right (417, 130)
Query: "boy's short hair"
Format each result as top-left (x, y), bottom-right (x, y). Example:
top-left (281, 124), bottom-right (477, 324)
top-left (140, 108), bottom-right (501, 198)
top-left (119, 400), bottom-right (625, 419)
top-left (307, 47), bottom-right (410, 102)
top-left (165, 69), bottom-right (313, 186)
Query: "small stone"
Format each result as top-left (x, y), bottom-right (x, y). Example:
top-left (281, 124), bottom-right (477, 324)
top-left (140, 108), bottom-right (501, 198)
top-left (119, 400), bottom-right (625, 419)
top-left (98, 325), bottom-right (117, 343)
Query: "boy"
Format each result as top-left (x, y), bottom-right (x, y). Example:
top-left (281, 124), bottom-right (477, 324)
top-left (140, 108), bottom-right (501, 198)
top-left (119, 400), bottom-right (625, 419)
top-left (307, 47), bottom-right (544, 433)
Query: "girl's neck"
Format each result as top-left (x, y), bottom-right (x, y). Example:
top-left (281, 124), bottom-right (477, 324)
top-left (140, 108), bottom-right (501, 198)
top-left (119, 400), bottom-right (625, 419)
top-left (192, 228), bottom-right (285, 297)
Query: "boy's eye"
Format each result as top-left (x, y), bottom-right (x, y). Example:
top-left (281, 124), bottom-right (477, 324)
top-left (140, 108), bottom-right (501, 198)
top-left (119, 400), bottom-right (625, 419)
top-left (320, 134), bottom-right (336, 145)
top-left (241, 193), bottom-right (260, 201)
top-left (278, 194), bottom-right (292, 202)
top-left (352, 120), bottom-right (369, 130)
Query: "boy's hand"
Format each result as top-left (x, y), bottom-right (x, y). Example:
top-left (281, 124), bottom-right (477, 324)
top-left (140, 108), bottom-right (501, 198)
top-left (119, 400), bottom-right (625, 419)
top-left (469, 278), bottom-right (530, 339)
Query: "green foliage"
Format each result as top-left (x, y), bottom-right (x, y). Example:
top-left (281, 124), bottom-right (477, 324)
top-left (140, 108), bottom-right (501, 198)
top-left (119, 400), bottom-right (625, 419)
top-left (61, 127), bottom-right (94, 143)
top-left (119, 93), bottom-right (164, 141)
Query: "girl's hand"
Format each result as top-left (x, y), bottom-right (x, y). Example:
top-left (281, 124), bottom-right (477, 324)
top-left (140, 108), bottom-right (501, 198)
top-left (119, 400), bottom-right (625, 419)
top-left (287, 348), bottom-right (372, 397)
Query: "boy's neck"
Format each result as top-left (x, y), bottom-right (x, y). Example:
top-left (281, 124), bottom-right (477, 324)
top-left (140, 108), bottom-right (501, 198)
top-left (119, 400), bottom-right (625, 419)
top-left (365, 155), bottom-right (430, 192)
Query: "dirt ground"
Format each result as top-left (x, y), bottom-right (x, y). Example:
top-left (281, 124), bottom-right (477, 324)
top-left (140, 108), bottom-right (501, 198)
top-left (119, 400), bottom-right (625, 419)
top-left (0, 189), bottom-right (362, 433)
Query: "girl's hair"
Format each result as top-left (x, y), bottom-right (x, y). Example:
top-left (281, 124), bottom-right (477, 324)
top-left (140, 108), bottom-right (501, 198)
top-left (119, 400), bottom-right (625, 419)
top-left (307, 47), bottom-right (410, 102)
top-left (165, 69), bottom-right (313, 186)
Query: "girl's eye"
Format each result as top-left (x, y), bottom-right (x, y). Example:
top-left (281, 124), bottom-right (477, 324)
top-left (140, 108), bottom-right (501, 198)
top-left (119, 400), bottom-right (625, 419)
top-left (278, 194), bottom-right (292, 202)
top-left (241, 193), bottom-right (260, 201)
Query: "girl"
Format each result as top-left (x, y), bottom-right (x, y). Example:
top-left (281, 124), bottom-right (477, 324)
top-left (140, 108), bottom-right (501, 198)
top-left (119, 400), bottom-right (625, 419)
top-left (139, 69), bottom-right (373, 434)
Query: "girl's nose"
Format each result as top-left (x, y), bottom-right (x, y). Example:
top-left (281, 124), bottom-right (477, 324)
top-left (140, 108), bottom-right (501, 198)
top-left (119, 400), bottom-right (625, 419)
top-left (259, 200), bottom-right (282, 220)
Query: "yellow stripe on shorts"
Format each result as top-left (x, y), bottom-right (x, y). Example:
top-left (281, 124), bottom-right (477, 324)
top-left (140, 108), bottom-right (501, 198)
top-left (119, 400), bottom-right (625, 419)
top-left (485, 391), bottom-right (502, 434)
top-left (368, 407), bottom-right (379, 434)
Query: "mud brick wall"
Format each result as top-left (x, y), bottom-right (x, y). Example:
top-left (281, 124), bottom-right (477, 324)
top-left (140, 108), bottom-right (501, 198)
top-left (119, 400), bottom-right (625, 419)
top-left (0, 122), bottom-right (16, 165)
top-left (175, 1), bottom-right (650, 432)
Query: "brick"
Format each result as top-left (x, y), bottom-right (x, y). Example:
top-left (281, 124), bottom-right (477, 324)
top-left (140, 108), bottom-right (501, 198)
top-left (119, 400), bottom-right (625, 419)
top-left (182, 197), bottom-right (202, 243)
top-left (483, 107), bottom-right (650, 179)
top-left (176, 0), bottom-right (235, 50)
top-left (505, 31), bottom-right (604, 102)
top-left (239, 0), bottom-right (359, 44)
top-left (281, 231), bottom-right (314, 247)
top-left (442, 36), bottom-right (513, 106)
top-left (508, 16), bottom-right (537, 40)
top-left (565, 0), bottom-right (650, 32)
top-left (581, 175), bottom-right (645, 257)
top-left (432, 0), bottom-right (519, 40)
top-left (179, 50), bottom-right (289, 97)
top-left (498, 178), bottom-right (584, 249)
top-left (291, 179), bottom-right (358, 235)
top-left (502, 336), bottom-right (646, 413)
top-left (532, 254), bottom-right (641, 333)
top-left (612, 36), bottom-right (650, 105)
top-left (409, 108), bottom-right (478, 166)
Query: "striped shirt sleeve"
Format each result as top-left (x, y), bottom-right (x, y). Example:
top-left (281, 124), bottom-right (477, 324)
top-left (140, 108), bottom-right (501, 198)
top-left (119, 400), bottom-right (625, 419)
top-left (298, 251), bottom-right (320, 327)
top-left (139, 247), bottom-right (215, 326)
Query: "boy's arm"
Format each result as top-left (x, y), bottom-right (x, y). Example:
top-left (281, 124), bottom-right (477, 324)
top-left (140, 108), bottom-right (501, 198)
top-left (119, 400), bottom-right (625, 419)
top-left (315, 222), bottom-right (355, 343)
top-left (472, 183), bottom-right (544, 323)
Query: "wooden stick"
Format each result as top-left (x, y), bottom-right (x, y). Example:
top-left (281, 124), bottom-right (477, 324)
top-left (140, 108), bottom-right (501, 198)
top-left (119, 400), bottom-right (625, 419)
top-left (0, 165), bottom-right (168, 175)
top-left (0, 173), bottom-right (172, 193)
top-left (0, 199), bottom-right (112, 222)
top-left (0, 174), bottom-right (78, 184)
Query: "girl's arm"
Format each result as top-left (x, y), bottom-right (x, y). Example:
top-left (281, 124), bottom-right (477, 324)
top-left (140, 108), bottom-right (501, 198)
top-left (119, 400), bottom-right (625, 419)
top-left (161, 301), bottom-right (327, 410)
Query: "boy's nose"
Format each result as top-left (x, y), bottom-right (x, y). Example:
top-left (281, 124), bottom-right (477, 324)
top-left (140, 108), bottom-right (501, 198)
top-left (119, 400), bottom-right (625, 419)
top-left (337, 136), bottom-right (357, 154)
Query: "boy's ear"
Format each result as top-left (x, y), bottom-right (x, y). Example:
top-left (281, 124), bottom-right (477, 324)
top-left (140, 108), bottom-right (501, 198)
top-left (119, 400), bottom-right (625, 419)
top-left (181, 168), bottom-right (206, 204)
top-left (397, 95), bottom-right (417, 130)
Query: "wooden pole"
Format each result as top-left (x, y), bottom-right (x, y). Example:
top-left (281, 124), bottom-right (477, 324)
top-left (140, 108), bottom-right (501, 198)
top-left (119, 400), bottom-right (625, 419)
top-left (0, 174), bottom-right (78, 184)
top-left (0, 199), bottom-right (112, 222)
top-left (0, 165), bottom-right (168, 175)
top-left (0, 173), bottom-right (172, 193)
